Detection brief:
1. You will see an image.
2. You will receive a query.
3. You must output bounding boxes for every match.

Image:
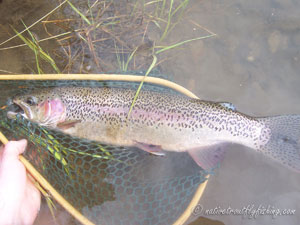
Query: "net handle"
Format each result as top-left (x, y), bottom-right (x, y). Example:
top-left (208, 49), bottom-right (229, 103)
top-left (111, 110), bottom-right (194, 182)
top-left (0, 74), bottom-right (209, 225)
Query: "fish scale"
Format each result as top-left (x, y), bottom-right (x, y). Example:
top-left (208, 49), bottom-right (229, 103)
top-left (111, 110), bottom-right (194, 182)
top-left (8, 86), bottom-right (300, 172)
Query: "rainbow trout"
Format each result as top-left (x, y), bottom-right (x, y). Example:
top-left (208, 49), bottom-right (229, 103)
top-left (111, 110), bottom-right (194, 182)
top-left (7, 87), bottom-right (300, 172)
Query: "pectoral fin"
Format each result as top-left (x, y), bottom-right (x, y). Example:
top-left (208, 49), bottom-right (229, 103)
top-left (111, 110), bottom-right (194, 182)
top-left (134, 141), bottom-right (165, 156)
top-left (57, 120), bottom-right (81, 130)
top-left (187, 143), bottom-right (228, 170)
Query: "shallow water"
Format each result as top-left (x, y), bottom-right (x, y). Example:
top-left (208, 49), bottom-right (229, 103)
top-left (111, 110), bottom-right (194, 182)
top-left (0, 0), bottom-right (300, 225)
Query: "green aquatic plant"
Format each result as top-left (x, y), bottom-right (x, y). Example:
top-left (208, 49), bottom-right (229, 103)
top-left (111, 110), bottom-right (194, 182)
top-left (128, 54), bottom-right (157, 118)
top-left (67, 0), bottom-right (91, 25)
top-left (0, 0), bottom-right (68, 48)
top-left (12, 22), bottom-right (60, 74)
top-left (155, 34), bottom-right (216, 54)
top-left (0, 0), bottom-right (216, 74)
top-left (160, 0), bottom-right (174, 41)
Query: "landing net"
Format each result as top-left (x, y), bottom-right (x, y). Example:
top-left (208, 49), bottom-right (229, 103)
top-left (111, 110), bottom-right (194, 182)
top-left (0, 75), bottom-right (211, 225)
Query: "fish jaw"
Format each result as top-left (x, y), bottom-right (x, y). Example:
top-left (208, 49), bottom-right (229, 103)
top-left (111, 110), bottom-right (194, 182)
top-left (12, 99), bottom-right (34, 119)
top-left (8, 98), bottom-right (66, 128)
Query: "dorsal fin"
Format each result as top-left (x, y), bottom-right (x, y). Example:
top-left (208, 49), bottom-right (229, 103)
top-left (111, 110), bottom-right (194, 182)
top-left (218, 102), bottom-right (236, 111)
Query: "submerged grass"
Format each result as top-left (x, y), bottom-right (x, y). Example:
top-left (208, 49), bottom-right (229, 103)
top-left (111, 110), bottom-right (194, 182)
top-left (67, 0), bottom-right (91, 25)
top-left (127, 54), bottom-right (157, 118)
top-left (155, 34), bottom-right (216, 54)
top-left (0, 0), bottom-right (68, 47)
top-left (1, 0), bottom-right (215, 74)
top-left (160, 0), bottom-right (174, 41)
top-left (12, 21), bottom-right (60, 74)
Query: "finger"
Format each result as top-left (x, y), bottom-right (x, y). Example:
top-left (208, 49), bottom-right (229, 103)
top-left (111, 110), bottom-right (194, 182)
top-left (0, 140), bottom-right (27, 192)
top-left (3, 139), bottom-right (27, 159)
top-left (0, 141), bottom-right (28, 224)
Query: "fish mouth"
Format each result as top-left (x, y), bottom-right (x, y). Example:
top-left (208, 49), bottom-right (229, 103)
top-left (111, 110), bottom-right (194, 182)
top-left (7, 99), bottom-right (32, 120)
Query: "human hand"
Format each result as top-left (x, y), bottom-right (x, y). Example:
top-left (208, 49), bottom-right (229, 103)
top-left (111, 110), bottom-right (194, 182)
top-left (0, 140), bottom-right (41, 225)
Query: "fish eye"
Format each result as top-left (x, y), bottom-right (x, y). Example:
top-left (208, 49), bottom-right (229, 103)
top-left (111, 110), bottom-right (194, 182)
top-left (26, 96), bottom-right (37, 106)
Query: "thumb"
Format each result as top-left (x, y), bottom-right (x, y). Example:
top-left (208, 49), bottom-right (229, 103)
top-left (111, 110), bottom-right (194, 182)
top-left (3, 139), bottom-right (28, 159)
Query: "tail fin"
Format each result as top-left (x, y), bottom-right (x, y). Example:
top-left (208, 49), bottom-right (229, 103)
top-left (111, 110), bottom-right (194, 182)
top-left (258, 115), bottom-right (300, 172)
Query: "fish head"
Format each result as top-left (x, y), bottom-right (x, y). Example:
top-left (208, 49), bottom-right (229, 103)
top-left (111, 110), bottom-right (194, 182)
top-left (7, 89), bottom-right (66, 128)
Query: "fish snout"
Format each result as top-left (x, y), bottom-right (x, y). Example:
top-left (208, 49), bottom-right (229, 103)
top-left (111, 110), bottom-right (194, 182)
top-left (10, 99), bottom-right (33, 119)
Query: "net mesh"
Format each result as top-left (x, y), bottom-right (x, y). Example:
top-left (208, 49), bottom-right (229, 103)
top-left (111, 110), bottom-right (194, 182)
top-left (0, 79), bottom-right (211, 225)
